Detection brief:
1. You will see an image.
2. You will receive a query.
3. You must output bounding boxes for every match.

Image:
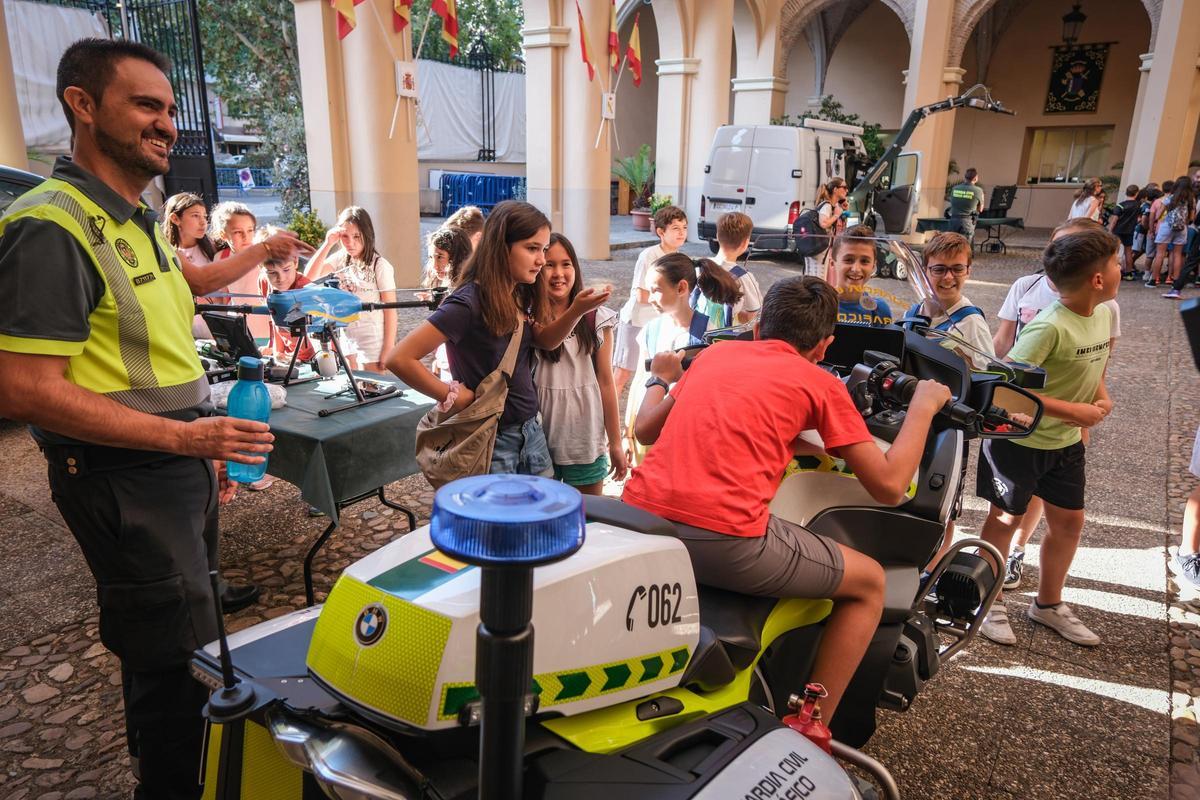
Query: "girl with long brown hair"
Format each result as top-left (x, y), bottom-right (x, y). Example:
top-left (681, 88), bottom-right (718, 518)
top-left (534, 232), bottom-right (626, 493)
top-left (388, 201), bottom-right (610, 476)
top-left (305, 206), bottom-right (397, 372)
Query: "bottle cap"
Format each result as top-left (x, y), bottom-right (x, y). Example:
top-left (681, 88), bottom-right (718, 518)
top-left (237, 356), bottom-right (264, 381)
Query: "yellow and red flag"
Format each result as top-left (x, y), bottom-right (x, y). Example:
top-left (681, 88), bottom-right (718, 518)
top-left (393, 0), bottom-right (412, 31)
top-left (608, 0), bottom-right (619, 73)
top-left (432, 0), bottom-right (459, 57)
top-left (576, 0), bottom-right (595, 81)
top-left (331, 0), bottom-right (366, 40)
top-left (626, 11), bottom-right (643, 87)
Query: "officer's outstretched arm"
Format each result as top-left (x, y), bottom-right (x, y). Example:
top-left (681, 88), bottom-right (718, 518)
top-left (0, 350), bottom-right (273, 463)
top-left (182, 230), bottom-right (314, 297)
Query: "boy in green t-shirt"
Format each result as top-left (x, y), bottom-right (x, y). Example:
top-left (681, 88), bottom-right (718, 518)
top-left (977, 226), bottom-right (1120, 647)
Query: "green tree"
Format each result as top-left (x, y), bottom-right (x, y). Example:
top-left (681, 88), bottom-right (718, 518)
top-left (410, 0), bottom-right (524, 68)
top-left (197, 0), bottom-right (309, 216)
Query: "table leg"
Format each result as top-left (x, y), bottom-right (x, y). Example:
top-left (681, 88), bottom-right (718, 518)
top-left (378, 487), bottom-right (418, 531)
top-left (304, 518), bottom-right (339, 607)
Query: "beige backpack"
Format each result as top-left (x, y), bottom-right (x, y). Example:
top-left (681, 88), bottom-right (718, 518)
top-left (414, 320), bottom-right (523, 488)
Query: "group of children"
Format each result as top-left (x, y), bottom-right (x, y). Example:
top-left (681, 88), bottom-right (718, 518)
top-left (1102, 174), bottom-right (1198, 294)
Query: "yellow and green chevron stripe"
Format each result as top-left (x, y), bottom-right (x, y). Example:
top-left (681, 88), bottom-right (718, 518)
top-left (437, 645), bottom-right (691, 720)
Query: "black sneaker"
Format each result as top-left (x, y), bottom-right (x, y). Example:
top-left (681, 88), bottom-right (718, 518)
top-left (221, 583), bottom-right (262, 614)
top-left (1004, 548), bottom-right (1025, 590)
top-left (1174, 552), bottom-right (1200, 590)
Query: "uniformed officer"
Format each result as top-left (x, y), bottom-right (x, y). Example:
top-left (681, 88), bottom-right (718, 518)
top-left (0, 39), bottom-right (313, 799)
top-left (948, 167), bottom-right (985, 242)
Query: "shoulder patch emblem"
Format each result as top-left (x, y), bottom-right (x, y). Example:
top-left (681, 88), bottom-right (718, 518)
top-left (114, 238), bottom-right (138, 268)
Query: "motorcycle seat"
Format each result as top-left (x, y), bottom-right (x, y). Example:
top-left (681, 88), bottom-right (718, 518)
top-left (583, 496), bottom-right (677, 537)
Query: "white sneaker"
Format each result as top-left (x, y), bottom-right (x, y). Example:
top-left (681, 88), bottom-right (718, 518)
top-left (247, 476), bottom-right (275, 491)
top-left (980, 601), bottom-right (1017, 645)
top-left (1026, 601), bottom-right (1100, 646)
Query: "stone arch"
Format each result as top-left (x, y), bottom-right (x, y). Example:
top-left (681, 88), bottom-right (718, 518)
top-left (778, 0), bottom-right (912, 80)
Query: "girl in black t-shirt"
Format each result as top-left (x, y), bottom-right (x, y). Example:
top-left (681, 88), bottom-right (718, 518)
top-left (387, 201), bottom-right (610, 476)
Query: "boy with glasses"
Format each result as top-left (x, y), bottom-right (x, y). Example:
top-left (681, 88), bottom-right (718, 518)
top-left (909, 232), bottom-right (994, 369)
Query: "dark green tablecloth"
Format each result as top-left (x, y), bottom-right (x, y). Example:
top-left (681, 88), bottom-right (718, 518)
top-left (260, 374), bottom-right (435, 523)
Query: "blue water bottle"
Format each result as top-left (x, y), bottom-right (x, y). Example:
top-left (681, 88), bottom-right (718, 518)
top-left (227, 356), bottom-right (271, 483)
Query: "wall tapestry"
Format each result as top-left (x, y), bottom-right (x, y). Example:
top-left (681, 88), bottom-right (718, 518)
top-left (1045, 43), bottom-right (1109, 114)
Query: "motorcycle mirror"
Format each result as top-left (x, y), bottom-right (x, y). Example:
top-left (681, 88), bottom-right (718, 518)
top-left (977, 382), bottom-right (1043, 439)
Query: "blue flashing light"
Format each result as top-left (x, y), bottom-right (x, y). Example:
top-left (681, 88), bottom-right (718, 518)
top-left (430, 475), bottom-right (585, 567)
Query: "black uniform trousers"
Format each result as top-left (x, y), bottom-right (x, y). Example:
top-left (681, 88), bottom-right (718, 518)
top-left (46, 447), bottom-right (220, 800)
top-left (1169, 225), bottom-right (1200, 292)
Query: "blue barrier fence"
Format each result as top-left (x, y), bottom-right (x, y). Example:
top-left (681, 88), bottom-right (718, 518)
top-left (215, 167), bottom-right (275, 189)
top-left (440, 173), bottom-right (526, 216)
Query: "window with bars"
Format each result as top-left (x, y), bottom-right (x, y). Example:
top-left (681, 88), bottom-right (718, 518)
top-left (1024, 126), bottom-right (1114, 184)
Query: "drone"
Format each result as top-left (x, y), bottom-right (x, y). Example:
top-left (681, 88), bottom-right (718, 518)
top-left (196, 279), bottom-right (446, 416)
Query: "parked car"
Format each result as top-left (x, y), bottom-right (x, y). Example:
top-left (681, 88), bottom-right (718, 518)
top-left (0, 164), bottom-right (42, 215)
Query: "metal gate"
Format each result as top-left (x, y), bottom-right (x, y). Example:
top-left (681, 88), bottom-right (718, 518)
top-left (37, 0), bottom-right (219, 205)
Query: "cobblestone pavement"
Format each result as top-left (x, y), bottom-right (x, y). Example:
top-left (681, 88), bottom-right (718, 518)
top-left (0, 244), bottom-right (1196, 798)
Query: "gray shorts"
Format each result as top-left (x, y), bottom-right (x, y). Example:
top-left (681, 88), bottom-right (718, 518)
top-left (674, 515), bottom-right (845, 599)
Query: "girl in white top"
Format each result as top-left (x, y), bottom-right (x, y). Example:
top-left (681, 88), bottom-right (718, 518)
top-left (534, 233), bottom-right (626, 494)
top-left (305, 206), bottom-right (398, 372)
top-left (1067, 178), bottom-right (1102, 222)
top-left (211, 202), bottom-right (271, 341)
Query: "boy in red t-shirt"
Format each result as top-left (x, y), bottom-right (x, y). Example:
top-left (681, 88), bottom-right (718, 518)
top-left (623, 275), bottom-right (950, 720)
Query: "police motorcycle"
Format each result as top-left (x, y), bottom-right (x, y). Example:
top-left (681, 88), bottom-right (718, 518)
top-left (189, 240), bottom-right (1044, 799)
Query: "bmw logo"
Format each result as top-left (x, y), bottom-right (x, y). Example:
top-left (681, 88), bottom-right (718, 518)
top-left (354, 603), bottom-right (388, 647)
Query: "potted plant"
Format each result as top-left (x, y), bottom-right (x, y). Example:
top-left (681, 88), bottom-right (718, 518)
top-left (649, 193), bottom-right (673, 216)
top-left (613, 144), bottom-right (655, 231)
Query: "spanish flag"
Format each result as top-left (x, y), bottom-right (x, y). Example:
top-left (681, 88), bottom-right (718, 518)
top-left (432, 0), bottom-right (459, 57)
top-left (394, 0), bottom-right (412, 31)
top-left (331, 0), bottom-right (366, 40)
top-left (626, 11), bottom-right (643, 87)
top-left (576, 0), bottom-right (595, 82)
top-left (608, 0), bottom-right (619, 73)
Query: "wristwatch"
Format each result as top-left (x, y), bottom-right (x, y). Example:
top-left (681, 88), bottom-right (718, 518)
top-left (644, 376), bottom-right (670, 393)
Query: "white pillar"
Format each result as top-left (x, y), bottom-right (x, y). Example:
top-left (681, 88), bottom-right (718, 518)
top-left (682, 0), bottom-right (734, 239)
top-left (559, 0), bottom-right (611, 260)
top-left (1122, 0), bottom-right (1200, 187)
top-left (732, 77), bottom-right (790, 124)
top-left (0, 1), bottom-right (28, 169)
top-left (521, 24), bottom-right (570, 233)
top-left (338, 0), bottom-right (422, 284)
top-left (294, 0), bottom-right (353, 227)
top-left (902, 0), bottom-right (961, 225)
top-left (1119, 53), bottom-right (1155, 190)
top-left (653, 57), bottom-right (699, 220)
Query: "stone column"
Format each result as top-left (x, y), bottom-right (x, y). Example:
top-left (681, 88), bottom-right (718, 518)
top-left (681, 0), bottom-right (734, 239)
top-left (0, 1), bottom-right (28, 169)
top-left (559, 0), bottom-right (611, 260)
top-left (653, 57), bottom-right (699, 221)
top-left (521, 22), bottom-right (569, 233)
top-left (732, 77), bottom-right (790, 125)
top-left (1119, 53), bottom-right (1155, 190)
top-left (293, 0), bottom-right (353, 226)
top-left (339, 0), bottom-right (422, 283)
top-left (1121, 0), bottom-right (1200, 187)
top-left (902, 0), bottom-right (961, 226)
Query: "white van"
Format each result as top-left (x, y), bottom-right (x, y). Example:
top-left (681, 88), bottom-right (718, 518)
top-left (697, 120), bottom-right (921, 252)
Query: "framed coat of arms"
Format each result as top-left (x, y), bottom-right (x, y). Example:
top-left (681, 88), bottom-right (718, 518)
top-left (1045, 43), bottom-right (1110, 114)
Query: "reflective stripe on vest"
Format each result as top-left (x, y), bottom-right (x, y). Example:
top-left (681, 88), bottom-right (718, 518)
top-left (3, 182), bottom-right (208, 414)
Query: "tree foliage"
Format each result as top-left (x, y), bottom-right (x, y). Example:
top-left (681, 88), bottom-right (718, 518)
top-left (197, 0), bottom-right (309, 216)
top-left (410, 0), bottom-right (525, 69)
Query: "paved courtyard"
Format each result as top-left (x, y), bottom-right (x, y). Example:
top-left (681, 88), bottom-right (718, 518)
top-left (0, 241), bottom-right (1197, 799)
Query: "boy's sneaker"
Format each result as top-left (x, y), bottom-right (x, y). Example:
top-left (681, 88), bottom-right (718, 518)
top-left (980, 601), bottom-right (1017, 645)
top-left (1004, 548), bottom-right (1025, 590)
top-left (1026, 601), bottom-right (1100, 646)
top-left (1172, 552), bottom-right (1200, 590)
top-left (1163, 289), bottom-right (1182, 299)
top-left (1144, 279), bottom-right (1158, 288)
top-left (247, 476), bottom-right (275, 491)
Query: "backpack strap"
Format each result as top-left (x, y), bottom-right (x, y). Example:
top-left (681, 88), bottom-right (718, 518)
top-left (729, 264), bottom-right (747, 279)
top-left (688, 311), bottom-right (709, 343)
top-left (940, 304), bottom-right (984, 331)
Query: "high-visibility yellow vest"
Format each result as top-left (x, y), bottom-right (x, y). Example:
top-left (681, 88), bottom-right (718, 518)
top-left (0, 179), bottom-right (208, 414)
